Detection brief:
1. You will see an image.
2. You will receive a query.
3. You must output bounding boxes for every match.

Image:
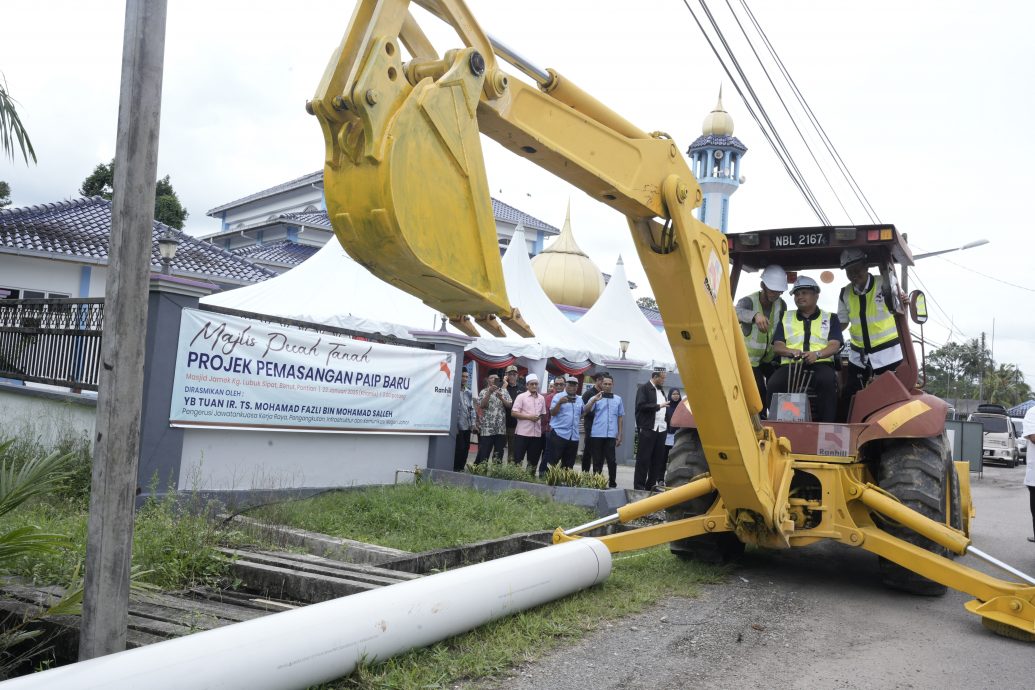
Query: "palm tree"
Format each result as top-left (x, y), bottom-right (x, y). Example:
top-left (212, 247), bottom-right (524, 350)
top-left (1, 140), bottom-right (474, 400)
top-left (985, 363), bottom-right (1032, 407)
top-left (0, 73), bottom-right (36, 165)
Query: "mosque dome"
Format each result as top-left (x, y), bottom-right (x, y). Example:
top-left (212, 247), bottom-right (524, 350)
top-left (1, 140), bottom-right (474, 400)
top-left (531, 204), bottom-right (605, 309)
top-left (702, 87), bottom-right (734, 136)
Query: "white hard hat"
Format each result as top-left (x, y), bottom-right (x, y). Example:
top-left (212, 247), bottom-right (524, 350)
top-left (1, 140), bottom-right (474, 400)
top-left (791, 275), bottom-right (820, 294)
top-left (761, 264), bottom-right (788, 292)
top-left (840, 248), bottom-right (867, 269)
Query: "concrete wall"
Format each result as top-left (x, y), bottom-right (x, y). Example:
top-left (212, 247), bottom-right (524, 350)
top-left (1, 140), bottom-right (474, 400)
top-left (178, 429), bottom-right (429, 491)
top-left (0, 383), bottom-right (96, 448)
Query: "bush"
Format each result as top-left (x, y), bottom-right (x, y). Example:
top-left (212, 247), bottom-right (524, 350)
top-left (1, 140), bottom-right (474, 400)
top-left (465, 460), bottom-right (537, 482)
top-left (544, 465), bottom-right (609, 489)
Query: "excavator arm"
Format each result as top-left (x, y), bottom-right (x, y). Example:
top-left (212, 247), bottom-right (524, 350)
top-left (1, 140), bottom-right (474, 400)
top-left (311, 0), bottom-right (1035, 640)
top-left (310, 0), bottom-right (786, 535)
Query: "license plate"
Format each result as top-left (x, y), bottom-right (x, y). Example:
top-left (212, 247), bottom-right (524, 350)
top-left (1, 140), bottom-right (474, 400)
top-left (772, 231), bottom-right (829, 248)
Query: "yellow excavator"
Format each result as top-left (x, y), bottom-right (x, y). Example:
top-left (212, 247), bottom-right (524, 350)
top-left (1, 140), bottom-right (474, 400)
top-left (308, 0), bottom-right (1035, 640)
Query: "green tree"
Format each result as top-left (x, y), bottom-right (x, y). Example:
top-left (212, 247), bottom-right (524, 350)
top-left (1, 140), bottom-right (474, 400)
top-left (0, 181), bottom-right (10, 209)
top-left (636, 296), bottom-right (658, 311)
top-left (984, 363), bottom-right (1032, 407)
top-left (0, 73), bottom-right (36, 165)
top-left (923, 338), bottom-right (1029, 404)
top-left (79, 160), bottom-right (189, 229)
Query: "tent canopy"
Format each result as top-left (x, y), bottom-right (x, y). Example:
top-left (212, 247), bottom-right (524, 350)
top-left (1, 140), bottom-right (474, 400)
top-left (202, 227), bottom-right (629, 367)
top-left (577, 256), bottom-right (675, 369)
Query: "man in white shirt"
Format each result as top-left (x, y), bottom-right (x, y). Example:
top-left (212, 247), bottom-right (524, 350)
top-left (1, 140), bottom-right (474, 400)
top-left (1023, 405), bottom-right (1035, 542)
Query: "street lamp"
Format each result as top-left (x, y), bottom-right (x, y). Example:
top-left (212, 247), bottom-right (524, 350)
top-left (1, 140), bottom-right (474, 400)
top-left (902, 237), bottom-right (989, 293)
top-left (619, 340), bottom-right (629, 360)
top-left (157, 228), bottom-right (181, 275)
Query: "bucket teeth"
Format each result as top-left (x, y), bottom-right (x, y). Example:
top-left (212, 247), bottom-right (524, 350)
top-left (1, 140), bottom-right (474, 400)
top-left (501, 308), bottom-right (534, 338)
top-left (449, 315), bottom-right (479, 338)
top-left (475, 314), bottom-right (507, 338)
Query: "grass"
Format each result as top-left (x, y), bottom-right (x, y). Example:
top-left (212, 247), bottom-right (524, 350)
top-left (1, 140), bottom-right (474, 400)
top-left (332, 547), bottom-right (725, 689)
top-left (3, 491), bottom-right (258, 591)
top-left (2, 435), bottom-right (730, 687)
top-left (251, 481), bottom-right (727, 689)
top-left (249, 482), bottom-right (594, 552)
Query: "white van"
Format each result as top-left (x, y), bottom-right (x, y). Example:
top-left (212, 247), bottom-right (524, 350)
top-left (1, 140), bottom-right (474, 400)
top-left (968, 404), bottom-right (1019, 468)
top-left (1012, 418), bottom-right (1027, 463)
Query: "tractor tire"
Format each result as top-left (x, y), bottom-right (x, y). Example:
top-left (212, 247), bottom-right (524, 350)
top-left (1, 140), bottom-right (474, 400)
top-left (876, 435), bottom-right (960, 596)
top-left (664, 428), bottom-right (745, 564)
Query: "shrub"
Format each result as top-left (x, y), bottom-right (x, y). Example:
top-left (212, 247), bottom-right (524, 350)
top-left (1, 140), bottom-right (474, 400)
top-left (544, 465), bottom-right (609, 489)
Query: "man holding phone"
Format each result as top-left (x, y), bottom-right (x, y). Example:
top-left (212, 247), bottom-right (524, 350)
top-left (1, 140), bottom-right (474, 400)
top-left (548, 375), bottom-right (585, 470)
top-left (582, 373), bottom-right (624, 488)
top-left (476, 373), bottom-right (512, 463)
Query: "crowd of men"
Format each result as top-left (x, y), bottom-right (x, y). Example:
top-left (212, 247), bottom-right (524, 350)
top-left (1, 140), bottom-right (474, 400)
top-left (453, 364), bottom-right (683, 492)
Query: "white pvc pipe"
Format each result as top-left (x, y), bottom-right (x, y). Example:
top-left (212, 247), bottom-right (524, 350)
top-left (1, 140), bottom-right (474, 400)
top-left (3, 539), bottom-right (611, 690)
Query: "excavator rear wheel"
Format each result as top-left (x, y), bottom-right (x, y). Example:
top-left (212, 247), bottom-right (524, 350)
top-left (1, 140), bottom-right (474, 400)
top-left (876, 434), bottom-right (961, 596)
top-left (665, 428), bottom-right (745, 564)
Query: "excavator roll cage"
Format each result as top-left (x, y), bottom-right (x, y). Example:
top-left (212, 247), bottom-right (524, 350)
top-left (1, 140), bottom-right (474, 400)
top-left (310, 0), bottom-right (1035, 641)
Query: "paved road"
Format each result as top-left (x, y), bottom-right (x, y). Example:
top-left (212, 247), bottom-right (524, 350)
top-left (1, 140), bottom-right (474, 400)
top-left (475, 464), bottom-right (1034, 690)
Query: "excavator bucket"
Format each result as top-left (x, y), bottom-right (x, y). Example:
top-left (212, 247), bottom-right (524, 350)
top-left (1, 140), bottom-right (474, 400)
top-left (312, 18), bottom-right (519, 331)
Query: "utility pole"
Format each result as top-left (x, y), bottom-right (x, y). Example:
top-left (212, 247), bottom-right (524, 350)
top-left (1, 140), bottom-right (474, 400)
top-left (978, 331), bottom-right (986, 402)
top-left (79, 0), bottom-right (168, 660)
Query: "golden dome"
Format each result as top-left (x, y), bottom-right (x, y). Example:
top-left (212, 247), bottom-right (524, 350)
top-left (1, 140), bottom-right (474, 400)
top-left (702, 86), bottom-right (734, 136)
top-left (531, 203), bottom-right (605, 308)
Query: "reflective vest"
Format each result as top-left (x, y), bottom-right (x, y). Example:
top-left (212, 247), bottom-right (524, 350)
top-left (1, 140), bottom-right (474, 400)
top-left (841, 277), bottom-right (899, 355)
top-left (743, 291), bottom-right (786, 367)
top-left (780, 309), bottom-right (834, 365)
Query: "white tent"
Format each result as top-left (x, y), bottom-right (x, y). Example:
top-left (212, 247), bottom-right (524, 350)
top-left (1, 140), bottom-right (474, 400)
top-left (576, 257), bottom-right (676, 370)
top-left (202, 239), bottom-right (441, 340)
top-left (201, 227), bottom-right (622, 368)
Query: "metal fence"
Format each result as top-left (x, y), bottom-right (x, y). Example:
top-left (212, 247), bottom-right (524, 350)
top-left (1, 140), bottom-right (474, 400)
top-left (0, 298), bottom-right (105, 390)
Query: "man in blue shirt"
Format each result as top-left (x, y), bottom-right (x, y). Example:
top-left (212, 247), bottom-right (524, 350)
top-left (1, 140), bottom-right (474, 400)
top-left (548, 375), bottom-right (585, 470)
top-left (582, 373), bottom-right (624, 488)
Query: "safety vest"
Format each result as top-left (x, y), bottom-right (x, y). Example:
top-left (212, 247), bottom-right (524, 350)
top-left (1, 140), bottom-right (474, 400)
top-left (780, 309), bottom-right (834, 365)
top-left (743, 291), bottom-right (786, 367)
top-left (841, 277), bottom-right (899, 355)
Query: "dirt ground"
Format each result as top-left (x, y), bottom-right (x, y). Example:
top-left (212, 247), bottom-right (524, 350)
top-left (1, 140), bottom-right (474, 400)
top-left (470, 465), bottom-right (1034, 690)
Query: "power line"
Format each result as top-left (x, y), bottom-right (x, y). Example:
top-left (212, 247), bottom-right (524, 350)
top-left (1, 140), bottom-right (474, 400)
top-left (679, 0), bottom-right (829, 224)
top-left (696, 0), bottom-right (831, 223)
top-left (926, 255), bottom-right (1035, 293)
top-left (722, 0), bottom-right (855, 223)
top-left (907, 267), bottom-right (969, 339)
top-left (737, 0), bottom-right (881, 224)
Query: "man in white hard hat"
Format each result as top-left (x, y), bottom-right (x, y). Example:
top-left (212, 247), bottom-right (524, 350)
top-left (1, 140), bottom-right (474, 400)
top-left (767, 275), bottom-right (843, 423)
top-left (735, 264), bottom-right (788, 412)
top-left (837, 248), bottom-right (905, 409)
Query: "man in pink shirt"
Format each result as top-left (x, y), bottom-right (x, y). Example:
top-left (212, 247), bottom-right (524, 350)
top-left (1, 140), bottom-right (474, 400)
top-left (511, 373), bottom-right (548, 471)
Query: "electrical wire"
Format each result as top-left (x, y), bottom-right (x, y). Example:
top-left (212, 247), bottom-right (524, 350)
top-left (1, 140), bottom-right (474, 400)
top-left (926, 256), bottom-right (1035, 294)
top-left (722, 0), bottom-right (855, 223)
top-left (679, 0), bottom-right (829, 224)
top-left (737, 0), bottom-right (881, 224)
top-left (695, 0), bottom-right (831, 224)
top-left (907, 267), bottom-right (969, 339)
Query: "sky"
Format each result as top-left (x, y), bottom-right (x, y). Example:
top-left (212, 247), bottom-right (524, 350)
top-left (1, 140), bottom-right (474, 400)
top-left (2, 1), bottom-right (1033, 385)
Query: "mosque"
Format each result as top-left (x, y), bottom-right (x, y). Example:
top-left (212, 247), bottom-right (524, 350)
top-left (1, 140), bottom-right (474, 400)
top-left (531, 89), bottom-right (747, 324)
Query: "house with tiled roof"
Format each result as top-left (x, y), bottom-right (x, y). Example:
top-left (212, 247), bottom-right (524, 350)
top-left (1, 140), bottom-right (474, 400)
top-left (0, 197), bottom-right (275, 301)
top-left (202, 170), bottom-right (561, 271)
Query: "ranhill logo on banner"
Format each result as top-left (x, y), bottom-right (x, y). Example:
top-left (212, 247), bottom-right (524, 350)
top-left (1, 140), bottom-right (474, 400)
top-left (169, 308), bottom-right (454, 434)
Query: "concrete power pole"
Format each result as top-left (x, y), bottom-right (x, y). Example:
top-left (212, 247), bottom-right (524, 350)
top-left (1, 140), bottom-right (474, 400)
top-left (79, 0), bottom-right (168, 660)
top-left (978, 331), bottom-right (986, 402)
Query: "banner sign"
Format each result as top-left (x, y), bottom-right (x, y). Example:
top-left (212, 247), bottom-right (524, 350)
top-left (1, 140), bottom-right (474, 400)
top-left (169, 308), bottom-right (453, 434)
